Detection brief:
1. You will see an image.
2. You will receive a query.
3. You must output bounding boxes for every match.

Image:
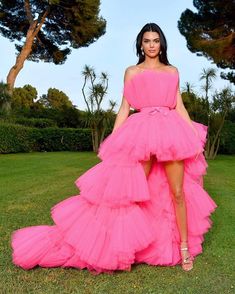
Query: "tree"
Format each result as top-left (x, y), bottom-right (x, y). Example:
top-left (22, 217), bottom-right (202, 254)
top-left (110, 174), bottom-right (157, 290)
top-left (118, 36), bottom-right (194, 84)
top-left (181, 82), bottom-right (208, 123)
top-left (81, 65), bottom-right (117, 152)
top-left (182, 81), bottom-right (195, 95)
top-left (200, 68), bottom-right (217, 102)
top-left (178, 0), bottom-right (235, 84)
top-left (207, 87), bottom-right (235, 159)
top-left (56, 106), bottom-right (81, 128)
top-left (0, 0), bottom-right (106, 92)
top-left (199, 67), bottom-right (217, 129)
top-left (12, 84), bottom-right (37, 109)
top-left (0, 81), bottom-right (11, 113)
top-left (38, 88), bottom-right (73, 110)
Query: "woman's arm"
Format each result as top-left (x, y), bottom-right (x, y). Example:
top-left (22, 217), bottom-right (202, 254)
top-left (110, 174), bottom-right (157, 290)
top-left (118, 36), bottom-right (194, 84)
top-left (112, 69), bottom-right (131, 133)
top-left (175, 87), bottom-right (199, 136)
top-left (112, 99), bottom-right (130, 133)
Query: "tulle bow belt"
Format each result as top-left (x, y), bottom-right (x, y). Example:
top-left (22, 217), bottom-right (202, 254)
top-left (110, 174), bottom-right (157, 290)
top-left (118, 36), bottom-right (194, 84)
top-left (139, 106), bottom-right (172, 116)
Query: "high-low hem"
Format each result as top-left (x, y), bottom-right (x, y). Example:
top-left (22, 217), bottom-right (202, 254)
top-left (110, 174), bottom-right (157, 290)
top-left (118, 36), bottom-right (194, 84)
top-left (11, 69), bottom-right (217, 275)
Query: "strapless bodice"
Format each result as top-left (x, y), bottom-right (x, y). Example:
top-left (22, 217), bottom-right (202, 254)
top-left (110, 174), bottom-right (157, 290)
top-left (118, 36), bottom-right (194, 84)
top-left (123, 69), bottom-right (179, 110)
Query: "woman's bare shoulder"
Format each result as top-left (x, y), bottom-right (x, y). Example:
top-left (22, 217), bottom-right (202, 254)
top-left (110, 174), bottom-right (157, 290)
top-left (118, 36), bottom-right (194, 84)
top-left (124, 65), bottom-right (139, 82)
top-left (165, 65), bottom-right (179, 73)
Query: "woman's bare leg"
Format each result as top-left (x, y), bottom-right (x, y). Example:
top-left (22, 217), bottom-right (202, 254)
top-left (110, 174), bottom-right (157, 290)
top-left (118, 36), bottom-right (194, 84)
top-left (163, 160), bottom-right (193, 270)
top-left (164, 160), bottom-right (187, 241)
top-left (140, 154), bottom-right (155, 178)
top-left (141, 157), bottom-right (193, 270)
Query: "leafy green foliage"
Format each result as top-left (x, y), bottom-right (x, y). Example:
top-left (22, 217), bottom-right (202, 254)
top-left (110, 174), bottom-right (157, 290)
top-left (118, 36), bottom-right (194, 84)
top-left (38, 88), bottom-right (73, 110)
top-left (181, 77), bottom-right (235, 158)
top-left (219, 120), bottom-right (235, 154)
top-left (12, 84), bottom-right (37, 109)
top-left (0, 122), bottom-right (93, 153)
top-left (81, 65), bottom-right (117, 152)
top-left (0, 81), bottom-right (11, 112)
top-left (4, 83), bottom-right (83, 128)
top-left (182, 91), bottom-right (208, 124)
top-left (13, 117), bottom-right (57, 128)
top-left (178, 0), bottom-right (235, 84)
top-left (0, 0), bottom-right (106, 64)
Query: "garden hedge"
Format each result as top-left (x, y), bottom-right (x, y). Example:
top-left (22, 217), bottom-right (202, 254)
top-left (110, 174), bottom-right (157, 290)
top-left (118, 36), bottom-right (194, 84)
top-left (0, 122), bottom-right (93, 153)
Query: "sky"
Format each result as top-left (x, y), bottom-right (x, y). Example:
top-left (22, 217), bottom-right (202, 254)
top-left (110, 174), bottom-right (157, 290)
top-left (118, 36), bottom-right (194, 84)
top-left (0, 0), bottom-right (231, 112)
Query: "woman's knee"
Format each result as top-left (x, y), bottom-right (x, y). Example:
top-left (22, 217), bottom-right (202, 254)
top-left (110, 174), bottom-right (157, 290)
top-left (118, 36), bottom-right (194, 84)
top-left (163, 160), bottom-right (185, 204)
top-left (171, 186), bottom-right (185, 205)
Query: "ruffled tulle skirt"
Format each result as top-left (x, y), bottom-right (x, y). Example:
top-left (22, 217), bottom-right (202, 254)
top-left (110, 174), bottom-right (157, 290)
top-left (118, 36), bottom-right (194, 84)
top-left (11, 107), bottom-right (217, 274)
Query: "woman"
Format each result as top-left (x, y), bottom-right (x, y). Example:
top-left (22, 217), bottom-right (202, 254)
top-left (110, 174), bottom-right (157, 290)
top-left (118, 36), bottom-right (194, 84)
top-left (11, 23), bottom-right (217, 274)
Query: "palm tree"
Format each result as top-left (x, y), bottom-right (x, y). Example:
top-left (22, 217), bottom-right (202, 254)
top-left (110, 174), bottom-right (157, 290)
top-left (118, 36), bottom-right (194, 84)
top-left (182, 81), bottom-right (195, 94)
top-left (199, 67), bottom-right (217, 156)
top-left (81, 65), bottom-right (117, 152)
top-left (200, 68), bottom-right (217, 103)
top-left (81, 65), bottom-right (96, 113)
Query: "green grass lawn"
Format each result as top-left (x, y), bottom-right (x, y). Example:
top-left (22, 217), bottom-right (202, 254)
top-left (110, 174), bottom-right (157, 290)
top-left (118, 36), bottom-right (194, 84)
top-left (0, 152), bottom-right (234, 294)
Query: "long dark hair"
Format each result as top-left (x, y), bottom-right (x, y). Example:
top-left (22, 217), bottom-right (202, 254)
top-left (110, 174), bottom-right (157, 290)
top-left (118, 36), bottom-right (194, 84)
top-left (135, 23), bottom-right (170, 65)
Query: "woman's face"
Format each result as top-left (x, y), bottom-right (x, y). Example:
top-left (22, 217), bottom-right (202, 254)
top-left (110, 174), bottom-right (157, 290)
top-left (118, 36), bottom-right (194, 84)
top-left (141, 31), bottom-right (161, 57)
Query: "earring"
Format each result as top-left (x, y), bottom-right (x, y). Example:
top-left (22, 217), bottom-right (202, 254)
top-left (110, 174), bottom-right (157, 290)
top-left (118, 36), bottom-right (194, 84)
top-left (159, 50), bottom-right (162, 55)
top-left (141, 48), bottom-right (145, 55)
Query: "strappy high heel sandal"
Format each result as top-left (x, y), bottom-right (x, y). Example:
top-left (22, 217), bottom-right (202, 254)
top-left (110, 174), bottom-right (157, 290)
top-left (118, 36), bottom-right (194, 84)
top-left (180, 241), bottom-right (194, 271)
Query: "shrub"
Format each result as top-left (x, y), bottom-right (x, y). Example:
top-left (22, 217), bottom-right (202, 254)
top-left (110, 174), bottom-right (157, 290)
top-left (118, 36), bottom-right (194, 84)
top-left (0, 122), bottom-right (92, 153)
top-left (14, 117), bottom-right (57, 128)
top-left (0, 123), bottom-right (34, 153)
top-left (219, 120), bottom-right (235, 154)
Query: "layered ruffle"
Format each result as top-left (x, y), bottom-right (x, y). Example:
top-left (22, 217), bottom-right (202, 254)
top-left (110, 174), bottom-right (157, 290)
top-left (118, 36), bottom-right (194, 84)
top-left (12, 196), bottom-right (156, 274)
top-left (75, 160), bottom-right (150, 206)
top-left (11, 107), bottom-right (217, 275)
top-left (12, 162), bottom-right (217, 273)
top-left (135, 162), bottom-right (217, 266)
top-left (98, 109), bottom-right (206, 163)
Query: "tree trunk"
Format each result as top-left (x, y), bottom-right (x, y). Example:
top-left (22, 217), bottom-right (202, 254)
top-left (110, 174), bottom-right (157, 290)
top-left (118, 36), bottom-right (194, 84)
top-left (7, 33), bottom-right (35, 93)
top-left (208, 136), bottom-right (215, 159)
top-left (100, 125), bottom-right (106, 143)
top-left (205, 136), bottom-right (210, 158)
top-left (212, 136), bottom-right (221, 159)
top-left (208, 112), bottom-right (226, 159)
top-left (94, 127), bottom-right (99, 152)
top-left (6, 6), bottom-right (49, 93)
top-left (91, 128), bottom-right (95, 151)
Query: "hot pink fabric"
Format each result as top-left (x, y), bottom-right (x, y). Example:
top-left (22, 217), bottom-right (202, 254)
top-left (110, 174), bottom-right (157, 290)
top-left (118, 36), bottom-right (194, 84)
top-left (11, 69), bottom-right (217, 275)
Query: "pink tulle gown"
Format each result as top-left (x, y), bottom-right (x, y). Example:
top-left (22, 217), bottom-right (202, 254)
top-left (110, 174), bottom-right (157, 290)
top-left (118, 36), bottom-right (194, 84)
top-left (11, 69), bottom-right (217, 275)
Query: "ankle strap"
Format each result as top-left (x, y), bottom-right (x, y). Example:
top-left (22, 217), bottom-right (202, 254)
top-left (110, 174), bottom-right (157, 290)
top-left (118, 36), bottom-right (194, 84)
top-left (181, 247), bottom-right (188, 251)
